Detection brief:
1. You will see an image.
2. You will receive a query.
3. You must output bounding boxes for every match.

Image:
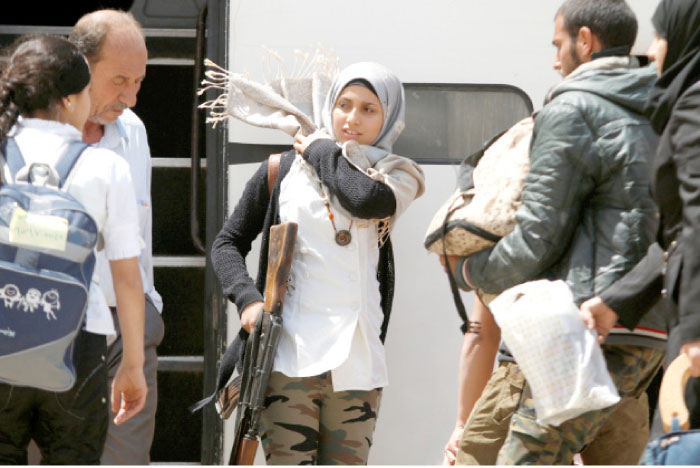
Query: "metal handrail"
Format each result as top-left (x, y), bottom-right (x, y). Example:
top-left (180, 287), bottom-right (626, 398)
top-left (189, 2), bottom-right (208, 255)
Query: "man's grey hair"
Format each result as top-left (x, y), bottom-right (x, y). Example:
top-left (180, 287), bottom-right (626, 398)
top-left (556, 0), bottom-right (637, 50)
top-left (69, 9), bottom-right (143, 62)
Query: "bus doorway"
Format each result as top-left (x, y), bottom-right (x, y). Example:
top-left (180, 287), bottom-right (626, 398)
top-left (0, 1), bottom-right (209, 463)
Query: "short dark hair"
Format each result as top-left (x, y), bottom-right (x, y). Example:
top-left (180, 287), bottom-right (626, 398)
top-left (556, 0), bottom-right (637, 50)
top-left (0, 35), bottom-right (90, 144)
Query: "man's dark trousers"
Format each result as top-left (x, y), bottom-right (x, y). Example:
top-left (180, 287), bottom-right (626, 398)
top-left (101, 295), bottom-right (164, 465)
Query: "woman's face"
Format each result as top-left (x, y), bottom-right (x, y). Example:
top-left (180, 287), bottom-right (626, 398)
top-left (647, 32), bottom-right (668, 76)
top-left (64, 84), bottom-right (92, 131)
top-left (332, 85), bottom-right (384, 146)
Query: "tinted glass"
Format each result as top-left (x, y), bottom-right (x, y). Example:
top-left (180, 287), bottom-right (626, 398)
top-left (395, 84), bottom-right (533, 162)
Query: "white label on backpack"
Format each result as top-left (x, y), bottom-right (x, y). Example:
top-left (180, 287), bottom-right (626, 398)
top-left (8, 208), bottom-right (69, 252)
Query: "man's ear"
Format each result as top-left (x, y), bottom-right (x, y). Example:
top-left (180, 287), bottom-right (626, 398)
top-left (576, 26), bottom-right (597, 62)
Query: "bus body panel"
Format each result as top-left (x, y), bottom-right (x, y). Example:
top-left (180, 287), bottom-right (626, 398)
top-left (221, 1), bottom-right (658, 463)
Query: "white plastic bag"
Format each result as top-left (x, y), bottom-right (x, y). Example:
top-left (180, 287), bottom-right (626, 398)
top-left (489, 280), bottom-right (620, 426)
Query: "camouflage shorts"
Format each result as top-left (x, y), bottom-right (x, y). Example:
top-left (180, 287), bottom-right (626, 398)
top-left (496, 344), bottom-right (664, 465)
top-left (258, 371), bottom-right (381, 465)
top-left (457, 345), bottom-right (664, 465)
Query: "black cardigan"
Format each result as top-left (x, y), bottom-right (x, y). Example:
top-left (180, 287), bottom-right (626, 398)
top-left (189, 141), bottom-right (399, 410)
top-left (211, 139), bottom-right (397, 343)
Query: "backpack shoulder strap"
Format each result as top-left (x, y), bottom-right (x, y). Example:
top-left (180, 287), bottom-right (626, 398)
top-left (2, 138), bottom-right (27, 183)
top-left (55, 141), bottom-right (90, 189)
top-left (267, 153), bottom-right (282, 197)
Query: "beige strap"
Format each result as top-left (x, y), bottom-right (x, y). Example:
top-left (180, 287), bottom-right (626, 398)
top-left (267, 153), bottom-right (282, 197)
top-left (659, 353), bottom-right (692, 431)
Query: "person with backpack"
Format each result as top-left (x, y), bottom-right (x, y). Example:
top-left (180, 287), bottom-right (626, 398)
top-left (0, 35), bottom-right (146, 464)
top-left (441, 0), bottom-right (666, 464)
top-left (211, 62), bottom-right (424, 464)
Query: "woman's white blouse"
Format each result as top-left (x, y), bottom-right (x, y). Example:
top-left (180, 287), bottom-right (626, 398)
top-left (275, 155), bottom-right (389, 392)
top-left (2, 118), bottom-right (142, 335)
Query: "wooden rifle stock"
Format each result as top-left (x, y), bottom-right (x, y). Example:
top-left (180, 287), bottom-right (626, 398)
top-left (230, 222), bottom-right (298, 465)
top-left (263, 223), bottom-right (297, 314)
top-left (232, 434), bottom-right (258, 465)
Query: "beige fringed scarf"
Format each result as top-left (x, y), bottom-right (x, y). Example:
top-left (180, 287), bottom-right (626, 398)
top-left (199, 46), bottom-right (338, 135)
top-left (198, 51), bottom-right (425, 245)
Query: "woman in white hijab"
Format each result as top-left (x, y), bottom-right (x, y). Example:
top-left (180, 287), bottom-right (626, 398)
top-left (212, 62), bottom-right (424, 464)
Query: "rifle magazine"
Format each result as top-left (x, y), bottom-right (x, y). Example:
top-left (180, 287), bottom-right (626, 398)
top-left (216, 374), bottom-right (242, 420)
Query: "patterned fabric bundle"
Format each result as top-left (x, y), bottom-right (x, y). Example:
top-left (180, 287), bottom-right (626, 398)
top-left (423, 115), bottom-right (533, 256)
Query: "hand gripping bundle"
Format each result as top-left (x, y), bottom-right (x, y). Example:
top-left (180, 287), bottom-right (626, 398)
top-left (423, 115), bottom-right (533, 328)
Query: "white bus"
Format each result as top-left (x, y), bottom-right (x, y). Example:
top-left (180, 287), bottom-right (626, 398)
top-left (212, 0), bottom-right (658, 464)
top-left (0, 0), bottom-right (659, 463)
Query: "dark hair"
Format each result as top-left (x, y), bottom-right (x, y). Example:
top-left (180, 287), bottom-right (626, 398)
top-left (345, 79), bottom-right (378, 98)
top-left (0, 35), bottom-right (90, 144)
top-left (556, 0), bottom-right (637, 50)
top-left (70, 9), bottom-right (143, 62)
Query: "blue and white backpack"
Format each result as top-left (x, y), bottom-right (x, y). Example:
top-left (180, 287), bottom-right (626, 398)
top-left (0, 137), bottom-right (99, 391)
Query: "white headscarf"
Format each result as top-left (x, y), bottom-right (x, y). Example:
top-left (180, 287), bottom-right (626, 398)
top-left (321, 62), bottom-right (406, 165)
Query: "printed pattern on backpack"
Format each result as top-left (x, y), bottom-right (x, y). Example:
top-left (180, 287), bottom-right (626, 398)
top-left (0, 139), bottom-right (98, 391)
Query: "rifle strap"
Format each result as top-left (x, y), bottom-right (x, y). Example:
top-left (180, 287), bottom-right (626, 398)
top-left (188, 329), bottom-right (247, 414)
top-left (189, 153), bottom-right (282, 417)
top-left (267, 153), bottom-right (282, 197)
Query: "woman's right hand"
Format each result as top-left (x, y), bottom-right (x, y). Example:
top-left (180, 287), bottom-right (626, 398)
top-left (240, 301), bottom-right (264, 333)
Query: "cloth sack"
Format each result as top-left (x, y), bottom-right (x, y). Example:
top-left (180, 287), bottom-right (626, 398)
top-left (489, 279), bottom-right (620, 426)
top-left (424, 115), bottom-right (533, 256)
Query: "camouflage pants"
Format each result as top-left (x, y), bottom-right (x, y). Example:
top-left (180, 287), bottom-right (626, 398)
top-left (258, 371), bottom-right (381, 465)
top-left (457, 344), bottom-right (663, 465)
top-left (499, 344), bottom-right (663, 464)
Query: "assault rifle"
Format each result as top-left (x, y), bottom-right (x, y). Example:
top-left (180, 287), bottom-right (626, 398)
top-left (229, 222), bottom-right (297, 465)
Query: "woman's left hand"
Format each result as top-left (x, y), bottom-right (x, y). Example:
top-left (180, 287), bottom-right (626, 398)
top-left (294, 130), bottom-right (331, 156)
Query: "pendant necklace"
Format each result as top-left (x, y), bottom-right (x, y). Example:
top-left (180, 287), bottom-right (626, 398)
top-left (320, 187), bottom-right (353, 246)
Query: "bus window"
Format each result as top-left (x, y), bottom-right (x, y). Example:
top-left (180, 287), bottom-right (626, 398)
top-left (395, 84), bottom-right (533, 163)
